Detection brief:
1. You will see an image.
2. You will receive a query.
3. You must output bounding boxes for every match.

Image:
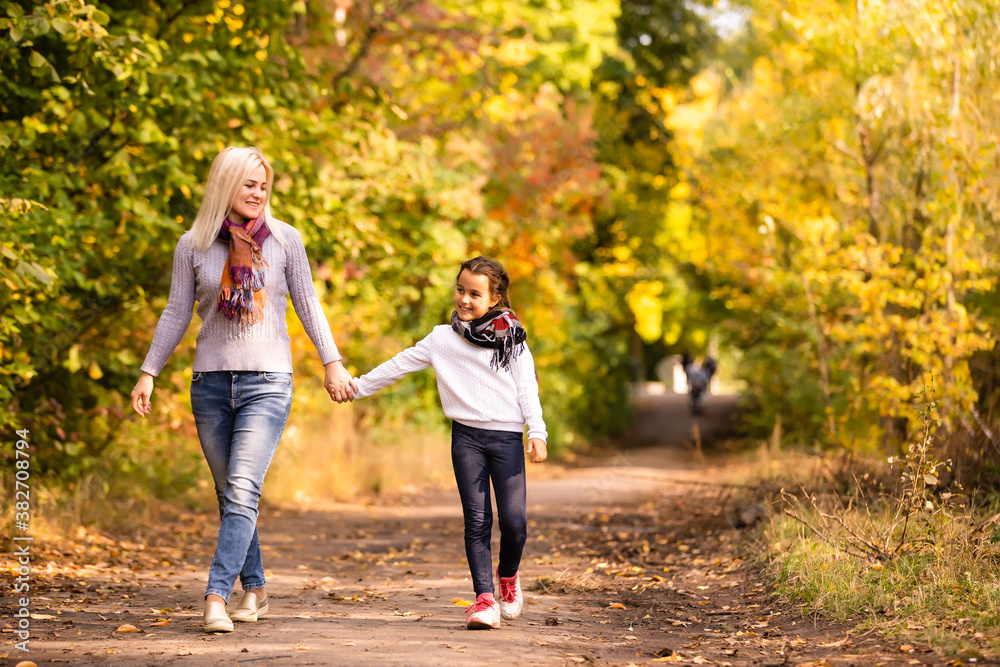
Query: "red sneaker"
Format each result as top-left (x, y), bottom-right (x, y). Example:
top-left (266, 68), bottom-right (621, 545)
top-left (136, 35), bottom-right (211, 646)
top-left (496, 569), bottom-right (523, 620)
top-left (465, 592), bottom-right (501, 629)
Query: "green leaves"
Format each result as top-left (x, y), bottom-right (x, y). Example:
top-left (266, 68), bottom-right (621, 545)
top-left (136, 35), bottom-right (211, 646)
top-left (1, 2), bottom-right (24, 19)
top-left (0, 0), bottom-right (312, 473)
top-left (51, 17), bottom-right (72, 35)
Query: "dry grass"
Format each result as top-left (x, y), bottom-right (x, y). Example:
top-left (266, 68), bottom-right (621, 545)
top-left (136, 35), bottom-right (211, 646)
top-left (528, 568), bottom-right (619, 595)
top-left (265, 402), bottom-right (453, 504)
top-left (759, 443), bottom-right (1000, 661)
top-left (766, 499), bottom-right (1000, 656)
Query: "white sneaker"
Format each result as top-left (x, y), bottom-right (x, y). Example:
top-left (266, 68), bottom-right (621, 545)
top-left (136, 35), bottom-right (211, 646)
top-left (203, 599), bottom-right (234, 633)
top-left (229, 591), bottom-right (269, 622)
top-left (464, 593), bottom-right (501, 629)
top-left (497, 569), bottom-right (523, 620)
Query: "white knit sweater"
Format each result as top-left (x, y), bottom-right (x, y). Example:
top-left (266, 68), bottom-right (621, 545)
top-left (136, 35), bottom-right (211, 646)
top-left (140, 220), bottom-right (341, 376)
top-left (354, 325), bottom-right (547, 442)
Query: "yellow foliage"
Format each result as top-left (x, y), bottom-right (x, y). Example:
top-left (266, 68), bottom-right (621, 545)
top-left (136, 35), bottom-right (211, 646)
top-left (495, 37), bottom-right (537, 67)
top-left (678, 0), bottom-right (998, 446)
top-left (627, 280), bottom-right (665, 344)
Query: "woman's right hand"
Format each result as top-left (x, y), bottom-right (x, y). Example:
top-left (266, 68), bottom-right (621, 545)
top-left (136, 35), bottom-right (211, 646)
top-left (131, 372), bottom-right (154, 417)
top-left (324, 360), bottom-right (357, 404)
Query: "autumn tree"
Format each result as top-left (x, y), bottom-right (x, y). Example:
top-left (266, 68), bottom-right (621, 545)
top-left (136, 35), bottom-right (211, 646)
top-left (673, 0), bottom-right (997, 454)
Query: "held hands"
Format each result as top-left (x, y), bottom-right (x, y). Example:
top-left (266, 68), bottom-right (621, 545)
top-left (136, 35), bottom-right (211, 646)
top-left (325, 360), bottom-right (358, 403)
top-left (130, 372), bottom-right (154, 417)
top-left (527, 438), bottom-right (547, 463)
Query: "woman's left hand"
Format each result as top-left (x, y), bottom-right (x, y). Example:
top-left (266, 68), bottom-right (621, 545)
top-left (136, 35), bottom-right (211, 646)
top-left (325, 360), bottom-right (357, 403)
top-left (527, 438), bottom-right (547, 463)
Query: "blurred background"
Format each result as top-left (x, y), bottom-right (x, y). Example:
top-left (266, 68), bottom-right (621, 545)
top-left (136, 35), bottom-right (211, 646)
top-left (1, 0), bottom-right (998, 531)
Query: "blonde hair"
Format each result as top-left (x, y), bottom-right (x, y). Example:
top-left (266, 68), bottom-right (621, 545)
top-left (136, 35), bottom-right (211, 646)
top-left (189, 146), bottom-right (287, 251)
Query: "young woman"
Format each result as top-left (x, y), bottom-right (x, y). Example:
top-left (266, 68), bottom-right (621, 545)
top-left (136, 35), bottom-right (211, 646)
top-left (130, 146), bottom-right (356, 633)
top-left (352, 256), bottom-right (547, 629)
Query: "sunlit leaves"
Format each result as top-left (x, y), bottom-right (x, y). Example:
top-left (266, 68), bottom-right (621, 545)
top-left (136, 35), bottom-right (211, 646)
top-left (680, 0), bottom-right (997, 446)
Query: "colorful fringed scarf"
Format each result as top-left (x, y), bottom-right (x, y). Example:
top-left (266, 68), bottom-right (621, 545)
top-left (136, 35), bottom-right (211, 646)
top-left (216, 215), bottom-right (270, 324)
top-left (451, 308), bottom-right (527, 372)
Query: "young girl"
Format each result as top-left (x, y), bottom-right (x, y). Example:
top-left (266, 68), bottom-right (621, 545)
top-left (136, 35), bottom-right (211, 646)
top-left (130, 147), bottom-right (356, 633)
top-left (353, 256), bottom-right (547, 629)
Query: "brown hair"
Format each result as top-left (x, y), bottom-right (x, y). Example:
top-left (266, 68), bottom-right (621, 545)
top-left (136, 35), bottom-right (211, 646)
top-left (457, 256), bottom-right (513, 311)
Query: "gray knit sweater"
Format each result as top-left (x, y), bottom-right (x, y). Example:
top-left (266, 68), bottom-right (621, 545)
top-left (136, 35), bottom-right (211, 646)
top-left (140, 220), bottom-right (341, 376)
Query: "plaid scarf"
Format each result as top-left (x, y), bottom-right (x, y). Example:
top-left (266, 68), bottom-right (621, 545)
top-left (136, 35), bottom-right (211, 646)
top-left (451, 308), bottom-right (527, 372)
top-left (216, 215), bottom-right (270, 324)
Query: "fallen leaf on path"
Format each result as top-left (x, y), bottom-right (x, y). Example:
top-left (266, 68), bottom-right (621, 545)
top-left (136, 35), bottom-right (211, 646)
top-left (296, 646), bottom-right (310, 651)
top-left (818, 632), bottom-right (850, 648)
top-left (451, 598), bottom-right (474, 607)
top-left (394, 610), bottom-right (413, 616)
top-left (29, 614), bottom-right (55, 620)
top-left (609, 602), bottom-right (626, 609)
top-left (15, 661), bottom-right (38, 667)
top-left (343, 642), bottom-right (355, 646)
top-left (114, 624), bottom-right (141, 633)
top-left (149, 619), bottom-right (169, 627)
top-left (899, 644), bottom-right (915, 653)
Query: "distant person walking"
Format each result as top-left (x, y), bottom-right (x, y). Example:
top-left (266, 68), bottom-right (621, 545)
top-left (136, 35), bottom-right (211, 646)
top-left (130, 147), bottom-right (356, 633)
top-left (681, 352), bottom-right (717, 415)
top-left (351, 256), bottom-right (547, 630)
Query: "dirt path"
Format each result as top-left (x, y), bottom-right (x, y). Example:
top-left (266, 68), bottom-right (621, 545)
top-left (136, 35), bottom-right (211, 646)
top-left (3, 394), bottom-right (949, 665)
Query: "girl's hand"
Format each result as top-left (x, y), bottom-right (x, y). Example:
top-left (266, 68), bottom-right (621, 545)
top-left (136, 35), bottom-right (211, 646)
top-left (325, 360), bottom-right (358, 403)
top-left (131, 373), bottom-right (154, 417)
top-left (527, 438), bottom-right (547, 463)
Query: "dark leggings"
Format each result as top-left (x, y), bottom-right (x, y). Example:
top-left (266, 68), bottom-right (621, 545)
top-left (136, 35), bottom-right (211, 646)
top-left (451, 421), bottom-right (528, 596)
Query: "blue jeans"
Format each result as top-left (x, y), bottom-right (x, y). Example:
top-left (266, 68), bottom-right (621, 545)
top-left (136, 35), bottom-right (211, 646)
top-left (190, 371), bottom-right (293, 602)
top-left (451, 421), bottom-right (527, 596)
